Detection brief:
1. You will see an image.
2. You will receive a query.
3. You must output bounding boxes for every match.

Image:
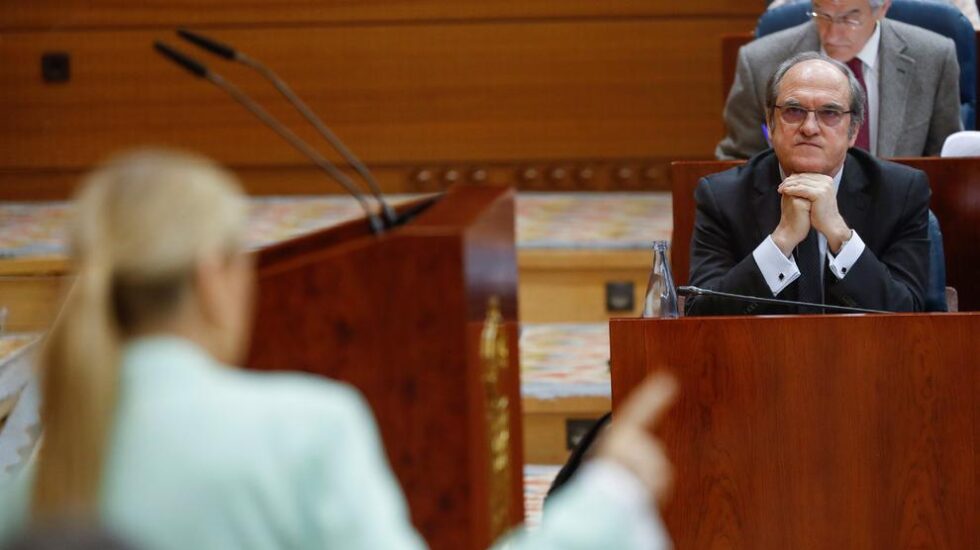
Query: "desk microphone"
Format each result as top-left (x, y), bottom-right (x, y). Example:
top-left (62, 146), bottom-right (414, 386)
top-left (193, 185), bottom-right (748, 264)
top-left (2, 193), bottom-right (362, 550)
top-left (153, 41), bottom-right (386, 234)
top-left (175, 29), bottom-right (398, 228)
top-left (676, 285), bottom-right (886, 314)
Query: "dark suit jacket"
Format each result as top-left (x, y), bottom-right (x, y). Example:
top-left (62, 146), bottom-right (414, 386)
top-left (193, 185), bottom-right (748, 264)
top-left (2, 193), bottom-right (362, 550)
top-left (686, 148), bottom-right (929, 316)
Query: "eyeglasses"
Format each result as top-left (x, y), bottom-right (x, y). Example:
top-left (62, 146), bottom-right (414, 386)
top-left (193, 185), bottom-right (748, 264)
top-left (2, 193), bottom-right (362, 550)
top-left (774, 105), bottom-right (852, 127)
top-left (806, 9), bottom-right (866, 28)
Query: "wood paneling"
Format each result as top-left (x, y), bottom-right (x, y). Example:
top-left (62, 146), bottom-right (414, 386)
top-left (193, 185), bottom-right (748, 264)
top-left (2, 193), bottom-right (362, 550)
top-left (0, 275), bottom-right (64, 332)
top-left (0, 256), bottom-right (67, 275)
top-left (669, 159), bottom-right (739, 286)
top-left (523, 395), bottom-right (609, 464)
top-left (611, 314), bottom-right (980, 549)
top-left (0, 249), bottom-right (650, 331)
top-left (0, 158), bottom-right (675, 200)
top-left (0, 257), bottom-right (68, 332)
top-left (0, 18), bottom-right (752, 176)
top-left (248, 184), bottom-right (523, 549)
top-left (903, 156), bottom-right (980, 312)
top-left (721, 32), bottom-right (753, 105)
top-left (518, 249), bottom-right (649, 322)
top-left (0, 2), bottom-right (761, 30)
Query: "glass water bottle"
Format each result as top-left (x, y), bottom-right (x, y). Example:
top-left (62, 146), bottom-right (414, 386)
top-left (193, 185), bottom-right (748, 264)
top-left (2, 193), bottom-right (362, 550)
top-left (641, 241), bottom-right (679, 318)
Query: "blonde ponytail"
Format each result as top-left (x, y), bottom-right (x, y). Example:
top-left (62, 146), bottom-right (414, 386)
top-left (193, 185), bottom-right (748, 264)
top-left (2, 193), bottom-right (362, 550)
top-left (32, 261), bottom-right (121, 518)
top-left (30, 149), bottom-right (247, 520)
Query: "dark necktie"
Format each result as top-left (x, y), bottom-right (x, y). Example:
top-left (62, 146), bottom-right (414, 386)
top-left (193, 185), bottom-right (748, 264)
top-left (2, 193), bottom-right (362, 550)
top-left (845, 57), bottom-right (871, 152)
top-left (796, 228), bottom-right (824, 313)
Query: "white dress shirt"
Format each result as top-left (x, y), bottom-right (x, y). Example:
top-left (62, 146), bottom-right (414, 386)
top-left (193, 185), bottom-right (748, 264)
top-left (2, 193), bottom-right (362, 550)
top-left (752, 166), bottom-right (866, 296)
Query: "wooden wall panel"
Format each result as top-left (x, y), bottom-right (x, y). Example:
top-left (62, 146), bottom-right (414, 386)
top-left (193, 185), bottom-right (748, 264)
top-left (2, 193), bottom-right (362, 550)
top-left (0, 3), bottom-right (760, 198)
top-left (0, 159), bottom-right (676, 199)
top-left (0, 19), bottom-right (753, 171)
top-left (0, 1), bottom-right (761, 30)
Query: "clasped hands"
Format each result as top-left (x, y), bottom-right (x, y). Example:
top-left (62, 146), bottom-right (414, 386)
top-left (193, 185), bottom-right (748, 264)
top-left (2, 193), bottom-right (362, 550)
top-left (771, 173), bottom-right (851, 257)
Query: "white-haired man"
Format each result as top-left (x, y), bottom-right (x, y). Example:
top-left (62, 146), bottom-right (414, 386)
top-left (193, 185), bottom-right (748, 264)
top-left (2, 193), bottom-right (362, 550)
top-left (717, 0), bottom-right (962, 159)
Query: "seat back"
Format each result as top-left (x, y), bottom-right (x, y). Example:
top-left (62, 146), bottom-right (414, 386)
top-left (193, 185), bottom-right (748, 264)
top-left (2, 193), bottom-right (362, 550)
top-left (926, 209), bottom-right (949, 311)
top-left (941, 130), bottom-right (980, 156)
top-left (755, 0), bottom-right (809, 37)
top-left (756, 0), bottom-right (977, 130)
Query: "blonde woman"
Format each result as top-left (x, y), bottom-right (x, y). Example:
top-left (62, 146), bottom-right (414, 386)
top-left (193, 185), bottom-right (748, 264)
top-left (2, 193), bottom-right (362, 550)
top-left (0, 150), bottom-right (674, 549)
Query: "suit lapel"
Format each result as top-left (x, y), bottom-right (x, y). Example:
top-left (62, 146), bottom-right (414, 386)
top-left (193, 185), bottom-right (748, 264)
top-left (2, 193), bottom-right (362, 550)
top-left (837, 152), bottom-right (871, 243)
top-left (751, 153), bottom-right (782, 249)
top-left (876, 20), bottom-right (914, 157)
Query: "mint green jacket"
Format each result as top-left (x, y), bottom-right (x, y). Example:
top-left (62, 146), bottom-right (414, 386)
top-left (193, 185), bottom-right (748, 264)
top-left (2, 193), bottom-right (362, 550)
top-left (1, 337), bottom-right (666, 549)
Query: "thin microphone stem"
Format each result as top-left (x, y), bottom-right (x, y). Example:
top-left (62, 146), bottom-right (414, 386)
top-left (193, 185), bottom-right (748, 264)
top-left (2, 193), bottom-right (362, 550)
top-left (174, 29), bottom-right (396, 227)
top-left (678, 286), bottom-right (886, 314)
top-left (236, 54), bottom-right (398, 227)
top-left (207, 72), bottom-right (385, 234)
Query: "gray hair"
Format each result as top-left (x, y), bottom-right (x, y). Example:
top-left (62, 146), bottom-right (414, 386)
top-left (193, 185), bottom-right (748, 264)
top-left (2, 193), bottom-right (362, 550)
top-left (764, 51), bottom-right (867, 138)
top-left (809, 0), bottom-right (884, 9)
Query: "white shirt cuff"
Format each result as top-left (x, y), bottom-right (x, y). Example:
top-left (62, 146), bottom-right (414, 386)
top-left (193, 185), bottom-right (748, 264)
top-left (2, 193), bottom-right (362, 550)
top-left (752, 236), bottom-right (801, 295)
top-left (578, 460), bottom-right (670, 550)
top-left (827, 230), bottom-right (865, 280)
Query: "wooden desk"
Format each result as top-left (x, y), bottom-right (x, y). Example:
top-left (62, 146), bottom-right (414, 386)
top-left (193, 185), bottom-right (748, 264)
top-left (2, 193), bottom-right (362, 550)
top-left (611, 313), bottom-right (979, 549)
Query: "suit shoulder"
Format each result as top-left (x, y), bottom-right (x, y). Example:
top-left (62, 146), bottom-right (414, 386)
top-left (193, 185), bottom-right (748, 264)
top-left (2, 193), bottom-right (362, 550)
top-left (885, 19), bottom-right (956, 52)
top-left (852, 151), bottom-right (929, 193)
top-left (699, 155), bottom-right (768, 198)
top-left (872, 156), bottom-right (925, 180)
top-left (701, 164), bottom-right (745, 190)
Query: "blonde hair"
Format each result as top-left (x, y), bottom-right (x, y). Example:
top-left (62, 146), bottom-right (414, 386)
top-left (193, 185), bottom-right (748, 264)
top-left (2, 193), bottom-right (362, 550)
top-left (32, 149), bottom-right (248, 519)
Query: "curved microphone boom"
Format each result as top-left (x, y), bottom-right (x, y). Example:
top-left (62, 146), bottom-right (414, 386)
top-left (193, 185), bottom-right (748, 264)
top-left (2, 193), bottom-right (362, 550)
top-left (152, 42), bottom-right (385, 234)
top-left (175, 28), bottom-right (398, 227)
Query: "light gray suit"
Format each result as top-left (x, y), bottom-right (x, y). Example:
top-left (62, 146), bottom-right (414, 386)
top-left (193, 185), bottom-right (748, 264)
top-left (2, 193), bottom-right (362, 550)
top-left (716, 19), bottom-right (963, 160)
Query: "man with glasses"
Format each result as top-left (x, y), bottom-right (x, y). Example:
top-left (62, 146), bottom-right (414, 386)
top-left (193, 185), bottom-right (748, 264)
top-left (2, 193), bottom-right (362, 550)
top-left (716, 0), bottom-right (961, 160)
top-left (687, 52), bottom-right (929, 315)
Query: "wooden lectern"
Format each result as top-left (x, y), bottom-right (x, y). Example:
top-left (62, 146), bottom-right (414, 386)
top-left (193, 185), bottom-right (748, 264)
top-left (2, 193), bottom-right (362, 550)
top-left (610, 314), bottom-right (979, 549)
top-left (246, 184), bottom-right (524, 550)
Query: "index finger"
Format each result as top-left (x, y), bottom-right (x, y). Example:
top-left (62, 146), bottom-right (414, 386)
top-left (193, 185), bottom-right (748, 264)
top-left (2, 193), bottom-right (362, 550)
top-left (615, 372), bottom-right (678, 430)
